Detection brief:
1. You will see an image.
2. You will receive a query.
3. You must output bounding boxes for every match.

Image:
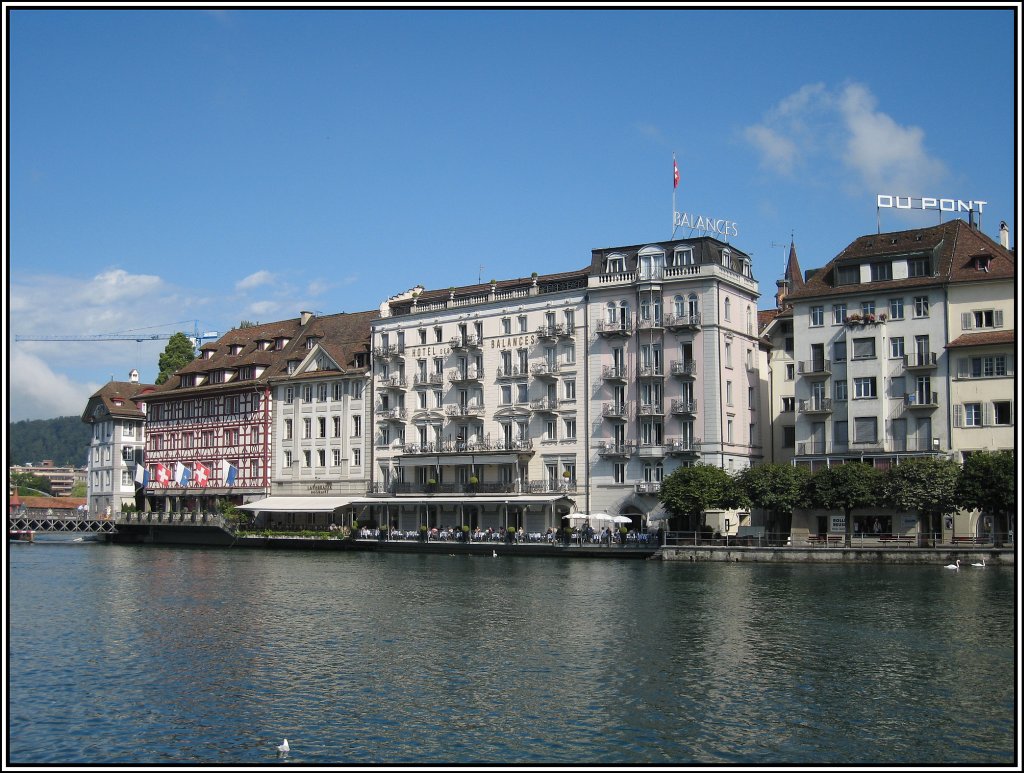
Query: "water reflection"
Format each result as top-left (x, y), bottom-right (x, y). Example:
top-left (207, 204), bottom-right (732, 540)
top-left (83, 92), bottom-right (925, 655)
top-left (7, 545), bottom-right (1016, 765)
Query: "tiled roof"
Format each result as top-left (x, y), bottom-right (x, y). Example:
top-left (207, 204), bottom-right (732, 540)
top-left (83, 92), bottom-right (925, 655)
top-left (945, 330), bottom-right (1016, 349)
top-left (150, 310), bottom-right (377, 399)
top-left (81, 380), bottom-right (156, 422)
top-left (9, 495), bottom-right (87, 511)
top-left (589, 237), bottom-right (752, 275)
top-left (787, 219), bottom-right (1015, 301)
top-left (395, 268), bottom-right (591, 307)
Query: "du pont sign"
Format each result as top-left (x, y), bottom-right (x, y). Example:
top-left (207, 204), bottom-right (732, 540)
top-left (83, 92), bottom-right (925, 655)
top-left (673, 210), bottom-right (739, 239)
top-left (876, 194), bottom-right (987, 214)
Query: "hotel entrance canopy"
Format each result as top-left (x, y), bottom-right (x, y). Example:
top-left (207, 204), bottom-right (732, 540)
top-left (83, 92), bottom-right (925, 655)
top-left (348, 494), bottom-right (571, 506)
top-left (238, 496), bottom-right (353, 512)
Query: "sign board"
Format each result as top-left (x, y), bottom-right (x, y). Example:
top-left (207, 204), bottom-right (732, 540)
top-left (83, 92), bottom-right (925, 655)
top-left (876, 195), bottom-right (987, 214)
top-left (673, 211), bottom-right (739, 239)
top-left (830, 515), bottom-right (846, 533)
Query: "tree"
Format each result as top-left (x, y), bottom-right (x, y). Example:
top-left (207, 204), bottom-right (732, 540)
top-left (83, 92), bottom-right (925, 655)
top-left (957, 451), bottom-right (1015, 547)
top-left (881, 457), bottom-right (960, 546)
top-left (658, 464), bottom-right (741, 533)
top-left (804, 462), bottom-right (881, 547)
top-left (734, 463), bottom-right (810, 538)
top-left (10, 471), bottom-right (53, 496)
top-left (70, 480), bottom-right (87, 497)
top-left (156, 332), bottom-right (196, 385)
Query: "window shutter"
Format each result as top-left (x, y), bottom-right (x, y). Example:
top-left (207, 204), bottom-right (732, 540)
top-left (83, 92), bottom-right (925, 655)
top-left (953, 404), bottom-right (962, 428)
top-left (983, 402), bottom-right (994, 427)
top-left (1006, 355), bottom-right (1015, 377)
top-left (994, 309), bottom-right (1003, 328)
top-left (957, 357), bottom-right (969, 378)
top-left (961, 312), bottom-right (972, 330)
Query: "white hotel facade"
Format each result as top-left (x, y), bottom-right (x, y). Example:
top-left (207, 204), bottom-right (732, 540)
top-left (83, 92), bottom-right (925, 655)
top-left (361, 236), bottom-right (762, 534)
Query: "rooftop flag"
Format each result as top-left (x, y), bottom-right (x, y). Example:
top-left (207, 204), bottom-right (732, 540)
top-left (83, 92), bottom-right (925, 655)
top-left (193, 461), bottom-right (210, 487)
top-left (673, 156), bottom-right (679, 189)
top-left (225, 463), bottom-right (238, 487)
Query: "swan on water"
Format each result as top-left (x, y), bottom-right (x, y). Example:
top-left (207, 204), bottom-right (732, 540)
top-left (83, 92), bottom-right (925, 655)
top-left (493, 550), bottom-right (498, 557)
top-left (277, 739), bottom-right (289, 755)
top-left (944, 559), bottom-right (960, 570)
top-left (971, 558), bottom-right (986, 567)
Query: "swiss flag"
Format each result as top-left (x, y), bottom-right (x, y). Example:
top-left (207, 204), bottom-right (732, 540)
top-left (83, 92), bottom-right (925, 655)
top-left (154, 463), bottom-right (170, 486)
top-left (673, 157), bottom-right (679, 189)
top-left (193, 461), bottom-right (210, 487)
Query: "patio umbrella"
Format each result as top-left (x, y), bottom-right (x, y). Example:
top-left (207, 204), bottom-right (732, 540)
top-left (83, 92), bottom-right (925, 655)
top-left (611, 514), bottom-right (633, 524)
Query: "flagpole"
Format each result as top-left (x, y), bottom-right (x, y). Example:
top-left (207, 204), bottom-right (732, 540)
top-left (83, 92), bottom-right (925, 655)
top-left (671, 153), bottom-right (678, 240)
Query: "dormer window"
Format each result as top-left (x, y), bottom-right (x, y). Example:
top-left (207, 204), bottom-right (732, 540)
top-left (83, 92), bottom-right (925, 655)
top-left (275, 337), bottom-right (289, 351)
top-left (287, 360), bottom-right (299, 374)
top-left (208, 370), bottom-right (225, 384)
top-left (229, 344), bottom-right (244, 356)
top-left (870, 262), bottom-right (892, 281)
top-left (606, 254), bottom-right (625, 274)
top-left (721, 248), bottom-right (731, 268)
top-left (835, 265), bottom-right (860, 285)
top-left (239, 366), bottom-right (255, 380)
top-left (179, 375), bottom-right (195, 387)
top-left (306, 337), bottom-right (319, 350)
top-left (671, 247), bottom-right (694, 267)
top-left (355, 353), bottom-right (368, 368)
top-left (257, 339), bottom-right (271, 351)
top-left (204, 349), bottom-right (216, 359)
top-left (908, 257), bottom-right (931, 277)
top-left (975, 255), bottom-right (991, 272)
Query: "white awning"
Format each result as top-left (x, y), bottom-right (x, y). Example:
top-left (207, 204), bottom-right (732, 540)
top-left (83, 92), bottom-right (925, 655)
top-left (348, 495), bottom-right (571, 506)
top-left (238, 496), bottom-right (353, 512)
top-left (398, 454), bottom-right (518, 466)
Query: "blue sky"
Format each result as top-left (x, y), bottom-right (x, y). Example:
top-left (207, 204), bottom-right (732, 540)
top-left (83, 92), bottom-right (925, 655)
top-left (6, 5), bottom-right (1020, 423)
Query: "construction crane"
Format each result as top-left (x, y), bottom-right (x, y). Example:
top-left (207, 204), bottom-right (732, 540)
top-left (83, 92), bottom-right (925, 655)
top-left (15, 320), bottom-right (220, 353)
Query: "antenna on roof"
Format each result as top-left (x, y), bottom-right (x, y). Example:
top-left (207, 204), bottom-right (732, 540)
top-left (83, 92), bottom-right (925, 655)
top-left (478, 265), bottom-right (484, 284)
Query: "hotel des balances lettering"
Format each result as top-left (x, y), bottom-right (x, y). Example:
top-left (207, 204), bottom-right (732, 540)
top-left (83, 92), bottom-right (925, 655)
top-left (137, 311), bottom-right (376, 523)
top-left (357, 236), bottom-right (763, 536)
top-left (782, 217), bottom-right (1015, 540)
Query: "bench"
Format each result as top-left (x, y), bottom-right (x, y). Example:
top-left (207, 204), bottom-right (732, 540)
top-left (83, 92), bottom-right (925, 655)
top-left (878, 535), bottom-right (915, 545)
top-left (951, 536), bottom-right (985, 545)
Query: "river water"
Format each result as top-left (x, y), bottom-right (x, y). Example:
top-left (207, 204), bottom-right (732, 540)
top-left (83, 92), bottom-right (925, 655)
top-left (6, 542), bottom-right (1017, 766)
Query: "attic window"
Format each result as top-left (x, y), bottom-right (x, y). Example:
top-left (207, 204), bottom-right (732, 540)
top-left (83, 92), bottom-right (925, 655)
top-left (204, 349), bottom-right (216, 359)
top-left (976, 256), bottom-right (991, 271)
top-left (306, 336), bottom-right (319, 350)
top-left (355, 353), bottom-right (368, 368)
top-left (229, 344), bottom-right (244, 355)
top-left (287, 360), bottom-right (299, 374)
top-left (890, 238), bottom-right (898, 245)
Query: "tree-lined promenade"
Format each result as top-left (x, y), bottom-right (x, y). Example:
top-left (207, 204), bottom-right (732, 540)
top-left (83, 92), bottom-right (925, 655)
top-left (658, 451), bottom-right (1015, 547)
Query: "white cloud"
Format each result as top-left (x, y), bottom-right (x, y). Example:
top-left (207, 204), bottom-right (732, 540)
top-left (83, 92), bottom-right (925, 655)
top-left (742, 82), bottom-right (947, 195)
top-left (236, 270), bottom-right (275, 291)
top-left (8, 349), bottom-right (100, 423)
top-left (247, 300), bottom-right (280, 317)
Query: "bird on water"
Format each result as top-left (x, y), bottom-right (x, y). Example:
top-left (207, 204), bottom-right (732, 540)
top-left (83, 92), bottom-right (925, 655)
top-left (277, 739), bottom-right (289, 756)
top-left (944, 559), bottom-right (961, 571)
top-left (971, 558), bottom-right (986, 567)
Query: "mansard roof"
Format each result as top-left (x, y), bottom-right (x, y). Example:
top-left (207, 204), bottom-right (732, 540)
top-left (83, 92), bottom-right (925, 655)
top-left (81, 379), bottom-right (155, 423)
top-left (788, 219), bottom-right (1015, 301)
top-left (589, 236), bottom-right (752, 275)
top-left (150, 310), bottom-right (376, 399)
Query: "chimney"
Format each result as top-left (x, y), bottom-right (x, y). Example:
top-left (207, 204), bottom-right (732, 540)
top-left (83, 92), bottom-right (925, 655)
top-left (129, 368), bottom-right (139, 383)
top-left (999, 221), bottom-right (1009, 249)
top-left (300, 311), bottom-right (314, 326)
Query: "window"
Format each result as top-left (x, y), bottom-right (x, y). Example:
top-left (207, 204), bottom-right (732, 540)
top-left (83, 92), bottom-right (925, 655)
top-left (726, 419), bottom-right (734, 443)
top-left (964, 403), bottom-right (983, 427)
top-left (833, 341), bottom-right (847, 362)
top-left (835, 265), bottom-right (859, 285)
top-left (782, 426), bottom-right (795, 448)
top-left (333, 416), bottom-right (342, 437)
top-left (302, 385), bottom-right (312, 402)
top-left (333, 383), bottom-right (344, 401)
top-left (434, 327), bottom-right (443, 343)
top-left (832, 304), bottom-right (847, 324)
top-left (726, 381), bottom-right (733, 406)
top-left (284, 419), bottom-right (293, 440)
top-left (870, 262), bottom-right (892, 281)
top-left (285, 387), bottom-right (294, 405)
top-left (607, 255), bottom-right (625, 273)
top-left (913, 296), bottom-right (929, 318)
top-left (861, 301), bottom-right (875, 317)
top-left (284, 450), bottom-right (292, 467)
top-left (908, 257), bottom-right (930, 277)
top-left (993, 401), bottom-right (1013, 425)
top-left (332, 449), bottom-right (341, 466)
top-left (782, 396), bottom-right (795, 413)
top-left (303, 450), bottom-right (311, 467)
top-left (352, 449), bottom-right (361, 467)
top-left (564, 380), bottom-right (576, 400)
top-left (724, 340), bottom-right (732, 368)
top-left (834, 380), bottom-right (848, 401)
top-left (518, 315), bottom-right (528, 333)
top-left (545, 420), bottom-right (556, 440)
top-left (854, 417), bottom-right (877, 443)
top-left (809, 306), bottom-right (824, 326)
top-left (785, 363), bottom-right (795, 380)
top-left (317, 449), bottom-right (326, 467)
top-left (501, 385), bottom-right (512, 405)
top-left (967, 355), bottom-right (1007, 378)
top-left (563, 417), bottom-right (577, 439)
top-left (516, 383), bottom-right (529, 403)
top-left (563, 343), bottom-right (575, 364)
top-left (964, 309), bottom-right (1003, 330)
top-left (318, 417), bottom-right (326, 438)
top-left (854, 377), bottom-right (877, 398)
top-left (434, 390), bottom-right (443, 408)
top-left (303, 418), bottom-right (311, 439)
top-left (501, 318), bottom-right (511, 335)
top-left (318, 384), bottom-right (328, 402)
top-left (674, 247), bottom-right (694, 266)
top-left (418, 328), bottom-right (427, 345)
top-left (352, 416), bottom-right (362, 437)
top-left (613, 463), bottom-right (626, 484)
top-left (890, 337), bottom-right (904, 359)
top-left (724, 297), bottom-right (732, 321)
top-left (852, 338), bottom-right (875, 359)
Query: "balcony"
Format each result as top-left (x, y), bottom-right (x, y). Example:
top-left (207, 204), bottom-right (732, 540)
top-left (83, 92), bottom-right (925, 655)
top-left (597, 442), bottom-right (635, 458)
top-left (530, 397), bottom-right (559, 413)
top-left (523, 479), bottom-right (578, 494)
top-left (530, 363), bottom-right (560, 380)
top-left (378, 375), bottom-right (407, 390)
top-left (795, 441), bottom-right (827, 455)
top-left (636, 317), bottom-right (664, 332)
top-left (637, 365), bottom-right (664, 379)
top-left (602, 365), bottom-right (628, 382)
top-left (890, 436), bottom-right (943, 453)
top-left (375, 407), bottom-right (407, 422)
top-left (495, 366), bottom-right (528, 380)
top-left (449, 334), bottom-right (481, 351)
top-left (798, 359), bottom-right (831, 377)
top-left (904, 352), bottom-right (938, 371)
top-left (634, 481), bottom-right (662, 495)
top-left (637, 402), bottom-right (664, 417)
top-left (636, 443), bottom-right (667, 458)
top-left (670, 360), bottom-right (697, 378)
top-left (413, 373), bottom-right (445, 387)
top-left (448, 368), bottom-right (482, 385)
top-left (595, 320), bottom-right (633, 338)
top-left (444, 403), bottom-right (485, 418)
top-left (372, 344), bottom-right (402, 359)
top-left (664, 312), bottom-right (701, 331)
top-left (602, 403), bottom-right (629, 420)
top-left (536, 323), bottom-right (565, 340)
top-left (666, 438), bottom-right (701, 456)
top-left (670, 398), bottom-right (697, 416)
top-left (905, 392), bottom-right (939, 410)
top-left (798, 398), bottom-right (833, 414)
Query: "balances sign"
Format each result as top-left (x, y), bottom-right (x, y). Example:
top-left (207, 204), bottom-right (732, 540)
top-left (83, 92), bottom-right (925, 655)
top-left (876, 195), bottom-right (987, 214)
top-left (673, 210), bottom-right (739, 238)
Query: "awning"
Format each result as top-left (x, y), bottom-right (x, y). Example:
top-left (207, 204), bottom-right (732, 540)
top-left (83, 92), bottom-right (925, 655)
top-left (398, 454), bottom-right (517, 466)
top-left (348, 495), bottom-right (571, 506)
top-left (238, 496), bottom-right (353, 512)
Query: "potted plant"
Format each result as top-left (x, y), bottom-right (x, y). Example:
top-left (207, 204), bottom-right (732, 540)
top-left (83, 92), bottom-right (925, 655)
top-left (507, 526), bottom-right (516, 544)
top-left (619, 526), bottom-right (629, 546)
top-left (846, 313), bottom-right (862, 325)
top-left (426, 478), bottom-right (437, 493)
top-left (461, 524), bottom-right (470, 542)
top-left (419, 524), bottom-right (429, 542)
top-left (467, 475), bottom-right (479, 493)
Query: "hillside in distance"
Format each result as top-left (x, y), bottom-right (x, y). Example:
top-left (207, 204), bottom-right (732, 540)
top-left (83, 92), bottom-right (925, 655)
top-left (9, 416), bottom-right (92, 466)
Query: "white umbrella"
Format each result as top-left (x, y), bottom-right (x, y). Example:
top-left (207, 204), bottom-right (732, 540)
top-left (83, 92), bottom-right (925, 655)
top-left (611, 514), bottom-right (633, 524)
top-left (584, 512), bottom-right (614, 522)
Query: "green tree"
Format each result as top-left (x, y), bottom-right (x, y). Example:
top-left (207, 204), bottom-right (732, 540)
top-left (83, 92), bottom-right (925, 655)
top-left (881, 457), bottom-right (960, 546)
top-left (156, 332), bottom-right (196, 385)
top-left (734, 463), bottom-right (810, 539)
top-left (658, 464), bottom-right (741, 533)
top-left (957, 451), bottom-right (1015, 547)
top-left (70, 480), bottom-right (87, 497)
top-left (804, 462), bottom-right (881, 547)
top-left (10, 471), bottom-right (53, 496)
